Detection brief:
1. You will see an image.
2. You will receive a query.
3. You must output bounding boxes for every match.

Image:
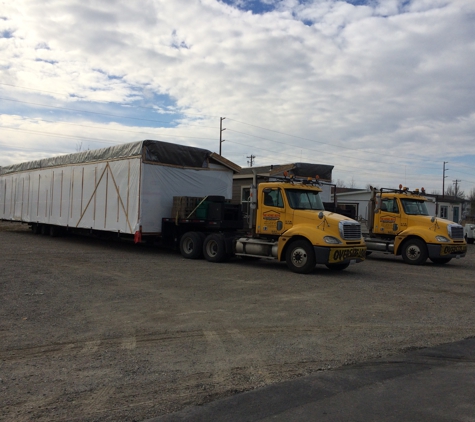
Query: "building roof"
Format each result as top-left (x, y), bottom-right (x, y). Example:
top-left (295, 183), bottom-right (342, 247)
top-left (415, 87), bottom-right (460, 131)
top-left (237, 162), bottom-right (333, 181)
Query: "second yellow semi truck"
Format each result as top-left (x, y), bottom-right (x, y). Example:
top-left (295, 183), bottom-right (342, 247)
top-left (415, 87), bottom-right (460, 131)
top-left (364, 186), bottom-right (467, 265)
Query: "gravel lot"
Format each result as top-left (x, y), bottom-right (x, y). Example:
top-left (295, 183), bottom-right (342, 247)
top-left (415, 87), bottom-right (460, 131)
top-left (1, 221), bottom-right (474, 421)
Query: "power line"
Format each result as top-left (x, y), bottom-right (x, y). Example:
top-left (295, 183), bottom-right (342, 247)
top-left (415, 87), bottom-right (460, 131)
top-left (0, 96), bottom-right (217, 128)
top-left (226, 118), bottom-right (463, 170)
top-left (0, 126), bottom-right (217, 147)
top-left (0, 119), bottom-right (218, 140)
top-left (227, 128), bottom-right (440, 170)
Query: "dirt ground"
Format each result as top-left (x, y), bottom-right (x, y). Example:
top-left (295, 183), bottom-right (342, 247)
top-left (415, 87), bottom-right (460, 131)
top-left (1, 221), bottom-right (474, 422)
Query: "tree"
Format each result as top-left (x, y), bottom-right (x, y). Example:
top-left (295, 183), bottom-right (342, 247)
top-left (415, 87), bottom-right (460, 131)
top-left (445, 183), bottom-right (465, 199)
top-left (467, 188), bottom-right (475, 217)
top-left (335, 179), bottom-right (346, 188)
top-left (466, 187), bottom-right (475, 201)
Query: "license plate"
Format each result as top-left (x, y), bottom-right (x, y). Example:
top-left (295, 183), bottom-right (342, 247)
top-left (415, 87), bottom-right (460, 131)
top-left (329, 247), bottom-right (366, 263)
top-left (440, 245), bottom-right (467, 256)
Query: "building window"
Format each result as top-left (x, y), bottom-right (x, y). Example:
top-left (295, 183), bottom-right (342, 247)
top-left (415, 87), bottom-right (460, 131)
top-left (241, 186), bottom-right (251, 203)
top-left (440, 206), bottom-right (448, 219)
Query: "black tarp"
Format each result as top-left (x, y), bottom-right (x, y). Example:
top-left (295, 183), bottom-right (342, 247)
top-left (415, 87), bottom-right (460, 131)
top-left (0, 140), bottom-right (226, 175)
top-left (269, 162), bottom-right (334, 181)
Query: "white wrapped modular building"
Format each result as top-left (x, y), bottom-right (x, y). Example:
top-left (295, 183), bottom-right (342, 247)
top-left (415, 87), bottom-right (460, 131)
top-left (0, 140), bottom-right (241, 236)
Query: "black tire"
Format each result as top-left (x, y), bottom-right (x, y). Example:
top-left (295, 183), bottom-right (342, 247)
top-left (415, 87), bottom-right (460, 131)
top-left (41, 224), bottom-right (49, 236)
top-left (401, 238), bottom-right (428, 265)
top-left (468, 238), bottom-right (474, 245)
top-left (203, 233), bottom-right (227, 263)
top-left (430, 257), bottom-right (452, 265)
top-left (49, 225), bottom-right (61, 237)
top-left (365, 251), bottom-right (373, 256)
top-left (326, 262), bottom-right (350, 271)
top-left (285, 240), bottom-right (316, 274)
top-left (32, 223), bottom-right (41, 235)
top-left (179, 231), bottom-right (204, 259)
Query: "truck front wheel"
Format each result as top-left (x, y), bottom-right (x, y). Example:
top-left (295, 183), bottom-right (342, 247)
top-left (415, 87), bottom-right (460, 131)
top-left (203, 234), bottom-right (227, 263)
top-left (179, 231), bottom-right (204, 259)
top-left (326, 263), bottom-right (350, 271)
top-left (430, 257), bottom-right (452, 265)
top-left (285, 240), bottom-right (316, 274)
top-left (401, 238), bottom-right (428, 265)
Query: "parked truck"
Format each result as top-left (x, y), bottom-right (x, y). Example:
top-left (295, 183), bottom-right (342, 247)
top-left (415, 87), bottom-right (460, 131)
top-left (464, 223), bottom-right (475, 244)
top-left (0, 140), bottom-right (366, 273)
top-left (365, 185), bottom-right (467, 265)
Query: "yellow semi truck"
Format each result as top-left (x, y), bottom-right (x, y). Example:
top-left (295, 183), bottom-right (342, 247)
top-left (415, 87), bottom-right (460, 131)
top-left (165, 173), bottom-right (367, 274)
top-left (365, 186), bottom-right (467, 265)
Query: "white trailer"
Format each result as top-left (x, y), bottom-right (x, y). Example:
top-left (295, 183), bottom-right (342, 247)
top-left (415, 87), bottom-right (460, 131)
top-left (0, 140), bottom-right (240, 238)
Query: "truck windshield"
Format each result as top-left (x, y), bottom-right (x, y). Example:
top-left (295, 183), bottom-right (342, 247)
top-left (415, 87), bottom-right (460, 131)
top-left (286, 189), bottom-right (324, 210)
top-left (400, 199), bottom-right (429, 215)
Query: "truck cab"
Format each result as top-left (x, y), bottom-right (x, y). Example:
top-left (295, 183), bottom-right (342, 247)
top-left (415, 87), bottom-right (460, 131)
top-left (235, 177), bottom-right (366, 273)
top-left (366, 186), bottom-right (467, 265)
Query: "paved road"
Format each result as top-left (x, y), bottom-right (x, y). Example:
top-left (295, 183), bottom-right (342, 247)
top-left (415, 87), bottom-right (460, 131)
top-left (150, 337), bottom-right (475, 422)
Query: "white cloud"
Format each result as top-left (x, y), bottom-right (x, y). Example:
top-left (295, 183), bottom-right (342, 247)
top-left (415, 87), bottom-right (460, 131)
top-left (0, 0), bottom-right (474, 192)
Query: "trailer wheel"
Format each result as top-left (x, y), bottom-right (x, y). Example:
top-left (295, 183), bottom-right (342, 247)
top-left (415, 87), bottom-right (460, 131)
top-left (285, 240), bottom-right (316, 274)
top-left (430, 257), bottom-right (452, 265)
top-left (41, 224), bottom-right (49, 235)
top-left (32, 223), bottom-right (41, 235)
top-left (203, 234), bottom-right (227, 263)
top-left (401, 238), bottom-right (428, 265)
top-left (179, 231), bottom-right (204, 259)
top-left (49, 225), bottom-right (61, 237)
top-left (326, 263), bottom-right (350, 271)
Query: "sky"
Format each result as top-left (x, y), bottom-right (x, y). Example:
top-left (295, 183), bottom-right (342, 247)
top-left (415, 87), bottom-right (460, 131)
top-left (1, 0), bottom-right (474, 194)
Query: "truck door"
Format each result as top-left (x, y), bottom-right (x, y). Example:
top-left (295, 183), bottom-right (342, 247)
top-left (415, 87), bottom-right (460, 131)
top-left (257, 188), bottom-right (289, 235)
top-left (378, 198), bottom-right (402, 235)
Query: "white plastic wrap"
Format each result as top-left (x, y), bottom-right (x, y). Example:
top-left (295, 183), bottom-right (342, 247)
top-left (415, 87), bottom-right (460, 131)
top-left (1, 158), bottom-right (141, 234)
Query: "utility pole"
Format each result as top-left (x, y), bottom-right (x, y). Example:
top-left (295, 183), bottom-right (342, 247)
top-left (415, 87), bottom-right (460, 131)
top-left (247, 155), bottom-right (256, 167)
top-left (442, 161), bottom-right (448, 198)
top-left (453, 179), bottom-right (461, 198)
top-left (219, 117), bottom-right (226, 155)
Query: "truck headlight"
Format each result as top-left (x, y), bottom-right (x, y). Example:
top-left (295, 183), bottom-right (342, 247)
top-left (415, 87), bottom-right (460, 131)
top-left (324, 236), bottom-right (342, 244)
top-left (435, 235), bottom-right (449, 242)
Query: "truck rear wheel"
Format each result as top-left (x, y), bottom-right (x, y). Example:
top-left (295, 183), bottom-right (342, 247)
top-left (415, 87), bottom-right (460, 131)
top-left (203, 234), bottom-right (227, 263)
top-left (179, 231), bottom-right (204, 259)
top-left (401, 238), bottom-right (428, 265)
top-left (285, 240), bottom-right (316, 274)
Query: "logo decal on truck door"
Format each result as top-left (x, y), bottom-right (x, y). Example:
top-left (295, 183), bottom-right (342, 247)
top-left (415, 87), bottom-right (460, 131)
top-left (263, 211), bottom-right (280, 221)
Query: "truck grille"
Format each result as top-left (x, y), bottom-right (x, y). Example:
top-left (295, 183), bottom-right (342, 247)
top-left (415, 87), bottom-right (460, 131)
top-left (340, 221), bottom-right (362, 240)
top-left (448, 225), bottom-right (464, 239)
